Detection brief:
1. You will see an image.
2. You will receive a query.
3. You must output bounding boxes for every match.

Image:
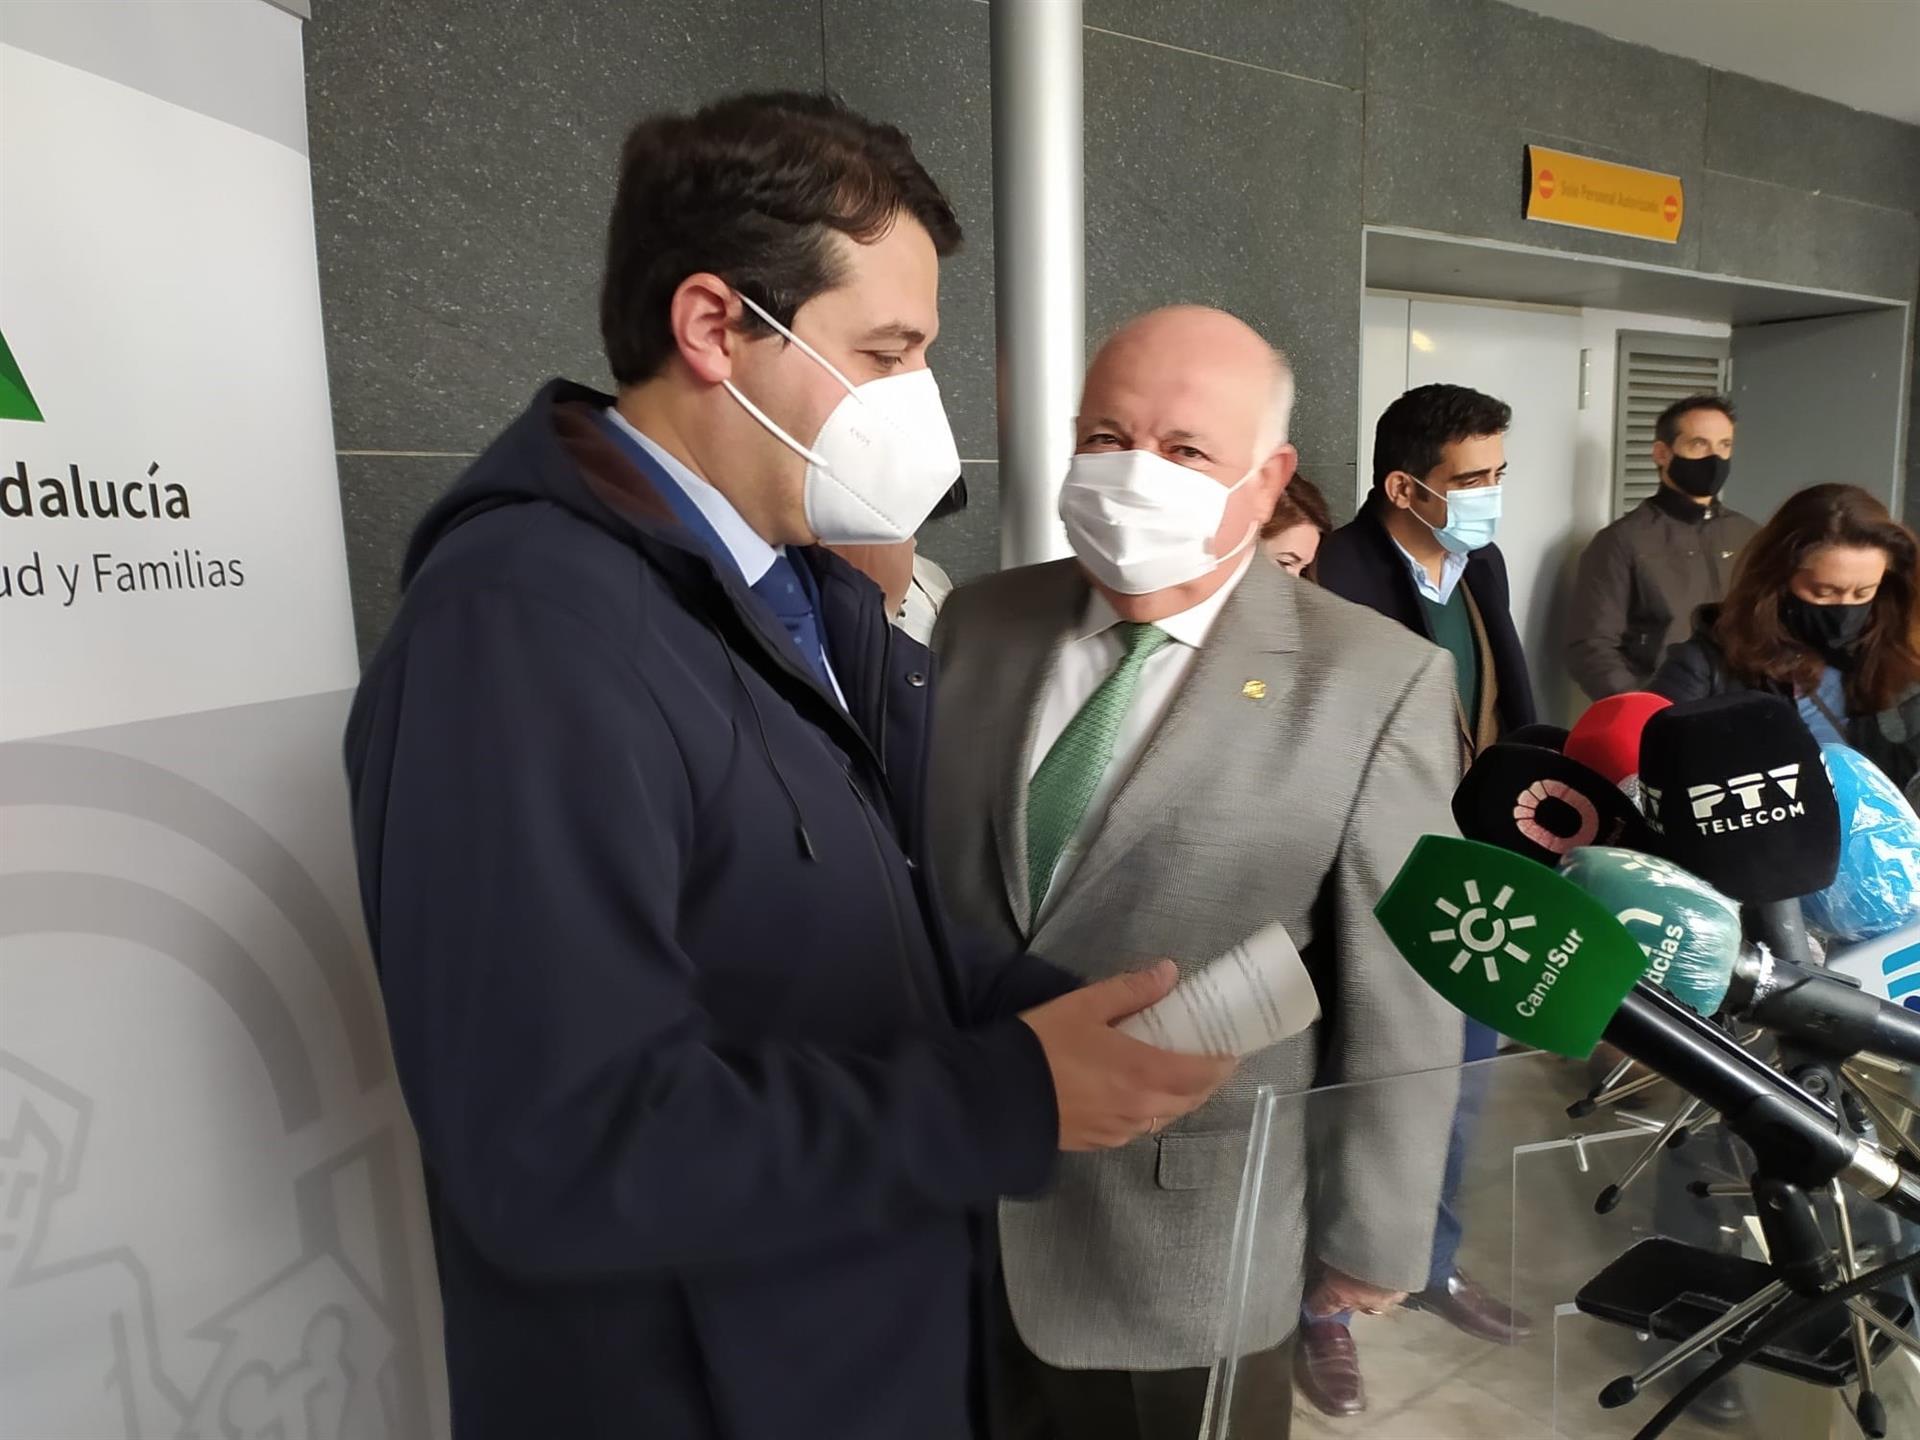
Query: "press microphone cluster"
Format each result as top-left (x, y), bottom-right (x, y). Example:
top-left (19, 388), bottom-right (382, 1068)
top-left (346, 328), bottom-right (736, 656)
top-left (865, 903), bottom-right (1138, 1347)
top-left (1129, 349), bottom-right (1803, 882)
top-left (1460, 692), bottom-right (1920, 1064)
top-left (1386, 691), bottom-right (1920, 1221)
top-left (1376, 832), bottom-right (1920, 1222)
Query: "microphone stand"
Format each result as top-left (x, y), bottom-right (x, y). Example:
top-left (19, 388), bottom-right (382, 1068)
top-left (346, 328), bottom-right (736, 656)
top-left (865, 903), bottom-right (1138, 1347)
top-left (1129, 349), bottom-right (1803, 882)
top-left (1602, 1044), bottom-right (1908, 1437)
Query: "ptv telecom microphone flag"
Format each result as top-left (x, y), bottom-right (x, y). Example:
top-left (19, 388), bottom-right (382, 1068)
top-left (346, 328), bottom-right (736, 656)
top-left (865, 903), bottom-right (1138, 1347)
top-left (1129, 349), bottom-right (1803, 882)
top-left (1638, 693), bottom-right (1840, 904)
top-left (1451, 741), bottom-right (1653, 868)
top-left (1375, 835), bottom-right (1653, 1057)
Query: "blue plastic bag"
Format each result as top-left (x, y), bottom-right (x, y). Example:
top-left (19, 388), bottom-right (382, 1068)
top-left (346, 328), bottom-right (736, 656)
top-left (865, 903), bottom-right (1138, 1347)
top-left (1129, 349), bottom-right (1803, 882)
top-left (1803, 744), bottom-right (1920, 943)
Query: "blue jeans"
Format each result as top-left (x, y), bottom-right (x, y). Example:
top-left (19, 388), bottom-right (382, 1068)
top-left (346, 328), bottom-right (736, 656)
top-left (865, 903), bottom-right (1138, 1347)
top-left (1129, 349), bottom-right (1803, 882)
top-left (1307, 1020), bottom-right (1499, 1330)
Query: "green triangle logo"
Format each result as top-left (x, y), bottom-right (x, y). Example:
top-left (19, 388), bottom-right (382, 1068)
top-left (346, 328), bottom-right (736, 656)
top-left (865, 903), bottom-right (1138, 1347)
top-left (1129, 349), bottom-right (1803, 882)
top-left (0, 328), bottom-right (44, 422)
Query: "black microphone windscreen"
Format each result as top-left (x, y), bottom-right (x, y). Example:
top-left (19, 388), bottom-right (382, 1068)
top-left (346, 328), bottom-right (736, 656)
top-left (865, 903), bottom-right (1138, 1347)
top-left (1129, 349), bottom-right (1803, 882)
top-left (1451, 741), bottom-right (1652, 867)
top-left (1505, 723), bottom-right (1571, 751)
top-left (1638, 694), bottom-right (1840, 903)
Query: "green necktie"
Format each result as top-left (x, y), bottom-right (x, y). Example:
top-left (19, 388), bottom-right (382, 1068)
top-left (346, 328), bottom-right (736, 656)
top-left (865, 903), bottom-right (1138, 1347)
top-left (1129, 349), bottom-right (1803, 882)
top-left (1026, 622), bottom-right (1173, 917)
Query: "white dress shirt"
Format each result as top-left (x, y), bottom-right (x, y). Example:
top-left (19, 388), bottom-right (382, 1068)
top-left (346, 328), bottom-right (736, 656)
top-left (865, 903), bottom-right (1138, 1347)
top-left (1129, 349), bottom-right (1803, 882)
top-left (1390, 533), bottom-right (1469, 605)
top-left (896, 553), bottom-right (953, 645)
top-left (1028, 553), bottom-right (1254, 919)
top-left (606, 408), bottom-right (780, 583)
top-left (606, 408), bottom-right (845, 703)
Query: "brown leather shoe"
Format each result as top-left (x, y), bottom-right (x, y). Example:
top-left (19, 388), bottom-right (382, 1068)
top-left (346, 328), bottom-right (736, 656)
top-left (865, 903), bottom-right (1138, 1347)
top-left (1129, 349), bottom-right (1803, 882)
top-left (1407, 1269), bottom-right (1535, 1344)
top-left (1293, 1319), bottom-right (1366, 1417)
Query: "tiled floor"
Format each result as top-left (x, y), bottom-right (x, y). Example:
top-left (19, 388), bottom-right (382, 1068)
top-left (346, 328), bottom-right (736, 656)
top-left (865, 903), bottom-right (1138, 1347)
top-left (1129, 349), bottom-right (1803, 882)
top-left (1232, 1052), bottom-right (1895, 1440)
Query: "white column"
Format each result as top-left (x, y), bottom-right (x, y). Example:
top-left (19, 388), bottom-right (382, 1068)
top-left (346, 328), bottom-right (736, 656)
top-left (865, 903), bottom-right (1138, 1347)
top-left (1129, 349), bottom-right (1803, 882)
top-left (990, 0), bottom-right (1084, 567)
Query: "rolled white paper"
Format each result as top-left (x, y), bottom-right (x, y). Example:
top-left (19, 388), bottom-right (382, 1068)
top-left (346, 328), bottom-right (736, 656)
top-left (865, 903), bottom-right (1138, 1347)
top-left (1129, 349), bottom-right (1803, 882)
top-left (1116, 922), bottom-right (1320, 1057)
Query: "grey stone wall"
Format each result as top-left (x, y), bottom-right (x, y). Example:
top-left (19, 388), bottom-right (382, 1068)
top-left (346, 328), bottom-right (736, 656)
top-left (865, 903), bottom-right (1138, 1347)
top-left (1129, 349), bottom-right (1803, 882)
top-left (307, 0), bottom-right (1920, 656)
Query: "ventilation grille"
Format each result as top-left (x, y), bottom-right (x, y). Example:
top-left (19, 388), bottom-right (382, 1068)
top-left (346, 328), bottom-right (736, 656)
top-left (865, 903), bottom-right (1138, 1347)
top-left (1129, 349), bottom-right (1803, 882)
top-left (1614, 334), bottom-right (1731, 518)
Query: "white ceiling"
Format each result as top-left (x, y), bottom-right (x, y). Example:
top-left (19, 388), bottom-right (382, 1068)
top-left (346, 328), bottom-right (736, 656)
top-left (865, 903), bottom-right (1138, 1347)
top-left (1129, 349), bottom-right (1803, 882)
top-left (1504, 0), bottom-right (1920, 125)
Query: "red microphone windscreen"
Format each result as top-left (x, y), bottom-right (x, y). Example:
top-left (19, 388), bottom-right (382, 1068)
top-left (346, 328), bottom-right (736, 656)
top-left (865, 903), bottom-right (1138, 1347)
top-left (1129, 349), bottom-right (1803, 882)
top-left (1568, 692), bottom-right (1673, 785)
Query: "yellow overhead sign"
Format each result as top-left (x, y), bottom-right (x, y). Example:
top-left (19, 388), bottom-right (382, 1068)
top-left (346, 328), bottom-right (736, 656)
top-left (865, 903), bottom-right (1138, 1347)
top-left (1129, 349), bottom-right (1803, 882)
top-left (1524, 145), bottom-right (1683, 244)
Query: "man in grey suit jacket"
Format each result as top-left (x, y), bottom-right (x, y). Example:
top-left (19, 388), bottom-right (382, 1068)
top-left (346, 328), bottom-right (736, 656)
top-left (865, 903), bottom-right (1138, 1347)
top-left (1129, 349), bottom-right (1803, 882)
top-left (928, 307), bottom-right (1465, 1440)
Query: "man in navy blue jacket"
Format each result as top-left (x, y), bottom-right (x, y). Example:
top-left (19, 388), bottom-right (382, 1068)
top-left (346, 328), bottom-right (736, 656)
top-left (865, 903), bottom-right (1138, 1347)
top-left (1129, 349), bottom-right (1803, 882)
top-left (343, 92), bottom-right (1231, 1440)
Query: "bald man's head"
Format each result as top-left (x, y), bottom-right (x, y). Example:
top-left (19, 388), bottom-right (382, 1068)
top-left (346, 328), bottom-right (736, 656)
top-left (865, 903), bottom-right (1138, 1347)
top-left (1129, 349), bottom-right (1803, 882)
top-left (1064, 305), bottom-right (1300, 615)
top-left (1080, 306), bottom-right (1295, 465)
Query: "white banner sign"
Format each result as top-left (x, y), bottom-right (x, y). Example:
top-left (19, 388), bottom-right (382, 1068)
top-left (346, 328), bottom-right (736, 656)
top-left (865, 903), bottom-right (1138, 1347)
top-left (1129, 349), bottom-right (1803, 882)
top-left (0, 36), bottom-right (358, 742)
top-left (1, 11), bottom-right (448, 1438)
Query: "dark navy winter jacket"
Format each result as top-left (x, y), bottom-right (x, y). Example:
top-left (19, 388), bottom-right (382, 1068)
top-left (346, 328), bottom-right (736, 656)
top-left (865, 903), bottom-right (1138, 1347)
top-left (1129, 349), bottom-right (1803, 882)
top-left (344, 381), bottom-right (1075, 1440)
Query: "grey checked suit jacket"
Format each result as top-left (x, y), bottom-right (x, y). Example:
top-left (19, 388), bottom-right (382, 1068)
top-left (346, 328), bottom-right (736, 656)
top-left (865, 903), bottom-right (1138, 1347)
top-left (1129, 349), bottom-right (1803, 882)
top-left (928, 557), bottom-right (1466, 1371)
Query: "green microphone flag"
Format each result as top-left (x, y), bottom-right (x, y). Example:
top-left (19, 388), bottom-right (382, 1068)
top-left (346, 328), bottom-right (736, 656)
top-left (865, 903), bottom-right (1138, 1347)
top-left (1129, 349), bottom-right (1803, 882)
top-left (1375, 836), bottom-right (1655, 1058)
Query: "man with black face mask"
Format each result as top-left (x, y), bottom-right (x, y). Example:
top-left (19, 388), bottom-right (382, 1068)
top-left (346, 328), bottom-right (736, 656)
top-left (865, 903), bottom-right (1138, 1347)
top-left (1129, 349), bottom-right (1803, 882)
top-left (1568, 395), bottom-right (1757, 699)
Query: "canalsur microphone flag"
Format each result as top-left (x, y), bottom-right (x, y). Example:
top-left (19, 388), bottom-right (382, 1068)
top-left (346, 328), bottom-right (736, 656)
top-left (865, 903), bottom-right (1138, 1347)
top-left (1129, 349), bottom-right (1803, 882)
top-left (1451, 740), bottom-right (1652, 867)
top-left (1638, 693), bottom-right (1840, 903)
top-left (1376, 835), bottom-right (1654, 1058)
top-left (1803, 743), bottom-right (1920, 943)
top-left (1557, 847), bottom-right (1741, 1016)
top-left (1567, 692), bottom-right (1671, 791)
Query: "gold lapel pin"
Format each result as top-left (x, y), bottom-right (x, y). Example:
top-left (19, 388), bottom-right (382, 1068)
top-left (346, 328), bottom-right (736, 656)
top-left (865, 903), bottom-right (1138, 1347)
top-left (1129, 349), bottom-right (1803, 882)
top-left (1241, 679), bottom-right (1269, 701)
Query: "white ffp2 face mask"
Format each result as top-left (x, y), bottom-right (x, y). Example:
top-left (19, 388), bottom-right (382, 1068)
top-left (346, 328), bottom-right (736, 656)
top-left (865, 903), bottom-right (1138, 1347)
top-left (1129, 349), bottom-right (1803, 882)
top-left (722, 293), bottom-right (962, 544)
top-left (1058, 448), bottom-right (1260, 595)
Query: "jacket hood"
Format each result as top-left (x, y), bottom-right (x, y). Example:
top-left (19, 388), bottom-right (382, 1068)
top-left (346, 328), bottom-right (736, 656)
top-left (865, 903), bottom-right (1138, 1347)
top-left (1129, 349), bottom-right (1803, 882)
top-left (400, 378), bottom-right (673, 587)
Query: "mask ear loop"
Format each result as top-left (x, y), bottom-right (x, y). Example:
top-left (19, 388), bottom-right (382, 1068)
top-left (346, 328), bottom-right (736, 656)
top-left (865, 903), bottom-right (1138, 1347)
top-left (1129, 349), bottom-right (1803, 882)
top-left (721, 378), bottom-right (830, 469)
top-left (724, 290), bottom-right (872, 473)
top-left (734, 291), bottom-right (864, 397)
top-left (1404, 475), bottom-right (1461, 543)
top-left (1208, 461), bottom-right (1266, 565)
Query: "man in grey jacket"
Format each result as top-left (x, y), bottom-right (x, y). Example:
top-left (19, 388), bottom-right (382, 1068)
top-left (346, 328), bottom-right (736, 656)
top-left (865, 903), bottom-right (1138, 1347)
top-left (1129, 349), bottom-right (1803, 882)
top-left (928, 306), bottom-right (1462, 1440)
top-left (1567, 394), bottom-right (1758, 699)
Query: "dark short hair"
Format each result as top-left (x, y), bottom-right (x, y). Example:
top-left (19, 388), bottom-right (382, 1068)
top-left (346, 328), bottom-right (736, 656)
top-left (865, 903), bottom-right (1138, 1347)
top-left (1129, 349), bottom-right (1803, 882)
top-left (1371, 384), bottom-right (1512, 489)
top-left (1654, 394), bottom-right (1737, 447)
top-left (600, 91), bottom-right (961, 386)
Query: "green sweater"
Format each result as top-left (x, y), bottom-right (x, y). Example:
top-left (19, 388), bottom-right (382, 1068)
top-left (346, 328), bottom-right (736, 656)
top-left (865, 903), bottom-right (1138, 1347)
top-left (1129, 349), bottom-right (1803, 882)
top-left (1419, 588), bottom-right (1482, 726)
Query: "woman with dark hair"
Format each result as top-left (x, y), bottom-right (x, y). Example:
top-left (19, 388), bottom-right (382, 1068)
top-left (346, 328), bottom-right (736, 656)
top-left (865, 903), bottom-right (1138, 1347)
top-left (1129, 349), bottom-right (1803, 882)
top-left (1651, 483), bottom-right (1920, 788)
top-left (1260, 474), bottom-right (1333, 577)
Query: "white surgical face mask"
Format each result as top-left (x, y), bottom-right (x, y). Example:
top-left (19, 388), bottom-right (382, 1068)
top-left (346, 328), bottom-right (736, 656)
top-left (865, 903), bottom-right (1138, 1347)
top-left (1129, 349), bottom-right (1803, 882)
top-left (1058, 448), bottom-right (1260, 595)
top-left (721, 293), bottom-right (962, 544)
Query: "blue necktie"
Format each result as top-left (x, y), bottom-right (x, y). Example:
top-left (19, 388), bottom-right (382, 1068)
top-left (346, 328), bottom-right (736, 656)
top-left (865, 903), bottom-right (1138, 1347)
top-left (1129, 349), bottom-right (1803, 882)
top-left (753, 553), bottom-right (833, 692)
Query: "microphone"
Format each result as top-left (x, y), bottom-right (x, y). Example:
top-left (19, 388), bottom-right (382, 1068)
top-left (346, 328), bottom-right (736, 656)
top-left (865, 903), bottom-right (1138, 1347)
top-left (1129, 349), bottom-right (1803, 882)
top-left (1802, 743), bottom-right (1920, 944)
top-left (1556, 844), bottom-right (1920, 1067)
top-left (1566, 691), bottom-right (1671, 798)
top-left (1639, 694), bottom-right (1841, 967)
top-left (1451, 740), bottom-right (1653, 868)
top-left (1723, 947), bottom-right (1920, 1068)
top-left (1376, 836), bottom-right (1920, 1219)
top-left (1826, 919), bottom-right (1920, 1013)
top-left (1557, 847), bottom-right (1741, 1017)
top-left (1506, 722), bottom-right (1572, 751)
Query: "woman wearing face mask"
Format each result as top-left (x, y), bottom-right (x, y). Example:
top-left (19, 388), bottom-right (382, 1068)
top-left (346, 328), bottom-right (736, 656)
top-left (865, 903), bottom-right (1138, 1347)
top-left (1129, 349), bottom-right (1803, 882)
top-left (1651, 484), bottom-right (1920, 788)
top-left (1259, 475), bottom-right (1332, 578)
